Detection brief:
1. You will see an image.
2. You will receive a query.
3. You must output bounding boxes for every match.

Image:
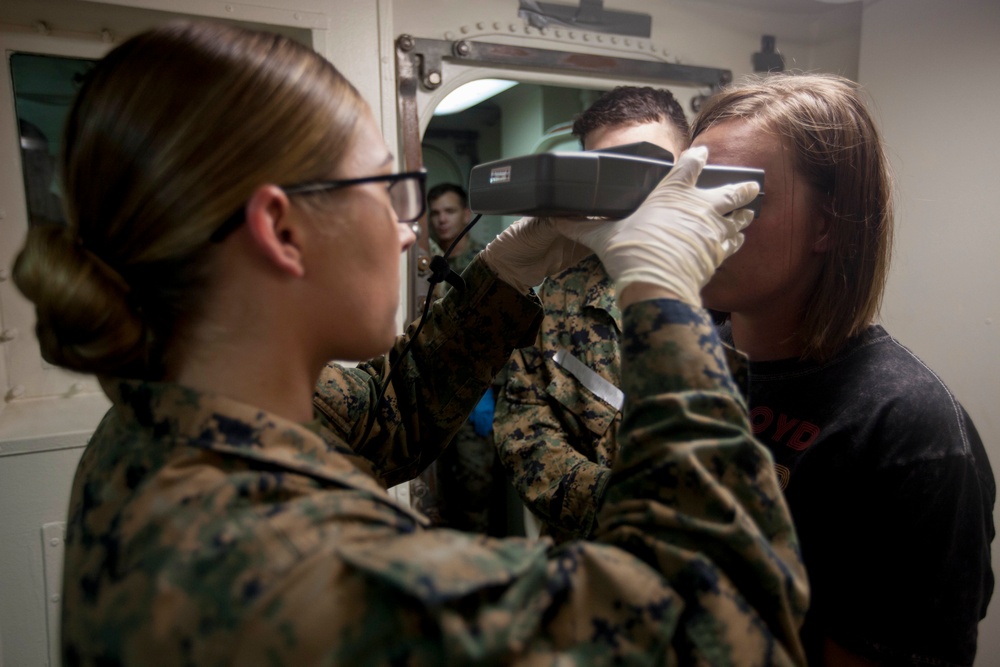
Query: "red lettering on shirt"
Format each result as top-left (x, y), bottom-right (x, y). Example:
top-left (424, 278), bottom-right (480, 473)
top-left (787, 421), bottom-right (820, 451)
top-left (750, 406), bottom-right (773, 434)
top-left (752, 405), bottom-right (821, 452)
top-left (772, 414), bottom-right (799, 442)
top-left (774, 464), bottom-right (791, 490)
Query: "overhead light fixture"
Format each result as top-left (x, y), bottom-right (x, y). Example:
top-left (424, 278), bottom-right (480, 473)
top-left (433, 79), bottom-right (518, 115)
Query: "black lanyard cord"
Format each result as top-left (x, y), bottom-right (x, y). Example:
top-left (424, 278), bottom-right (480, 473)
top-left (356, 213), bottom-right (483, 446)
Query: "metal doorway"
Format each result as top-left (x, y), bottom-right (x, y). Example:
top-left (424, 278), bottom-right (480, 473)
top-left (394, 35), bottom-right (733, 320)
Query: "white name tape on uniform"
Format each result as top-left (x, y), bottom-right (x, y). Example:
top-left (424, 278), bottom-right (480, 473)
top-left (553, 348), bottom-right (624, 411)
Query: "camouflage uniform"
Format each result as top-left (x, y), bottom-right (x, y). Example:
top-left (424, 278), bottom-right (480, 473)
top-left (413, 236), bottom-right (504, 533)
top-left (494, 254), bottom-right (622, 542)
top-left (62, 258), bottom-right (807, 665)
top-left (429, 235), bottom-right (485, 302)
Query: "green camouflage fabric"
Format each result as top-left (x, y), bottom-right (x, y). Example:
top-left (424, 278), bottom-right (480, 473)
top-left (496, 256), bottom-right (749, 543)
top-left (494, 254), bottom-right (623, 542)
top-left (312, 258), bottom-right (539, 486)
top-left (416, 236), bottom-right (505, 533)
top-left (62, 261), bottom-right (807, 665)
top-left (428, 235), bottom-right (445, 256)
top-left (429, 235), bottom-right (486, 302)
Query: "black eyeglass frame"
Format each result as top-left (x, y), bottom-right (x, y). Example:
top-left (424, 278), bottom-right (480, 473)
top-left (210, 169), bottom-right (427, 242)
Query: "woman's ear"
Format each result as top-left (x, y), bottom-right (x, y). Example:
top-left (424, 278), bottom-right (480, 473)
top-left (244, 185), bottom-right (305, 277)
top-left (813, 223), bottom-right (832, 253)
top-left (812, 204), bottom-right (834, 254)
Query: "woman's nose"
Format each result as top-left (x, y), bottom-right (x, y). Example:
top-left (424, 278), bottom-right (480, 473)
top-left (399, 221), bottom-right (417, 253)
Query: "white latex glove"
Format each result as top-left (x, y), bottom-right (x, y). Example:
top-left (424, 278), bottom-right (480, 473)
top-left (479, 216), bottom-right (593, 294)
top-left (553, 146), bottom-right (759, 306)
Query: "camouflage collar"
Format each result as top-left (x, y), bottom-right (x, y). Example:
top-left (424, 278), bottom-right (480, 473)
top-left (578, 254), bottom-right (622, 329)
top-left (103, 378), bottom-right (427, 524)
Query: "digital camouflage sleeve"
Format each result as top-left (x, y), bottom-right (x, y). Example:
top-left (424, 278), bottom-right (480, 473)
top-left (61, 260), bottom-right (807, 665)
top-left (312, 257), bottom-right (538, 488)
top-left (494, 255), bottom-right (623, 542)
top-left (496, 255), bottom-right (750, 546)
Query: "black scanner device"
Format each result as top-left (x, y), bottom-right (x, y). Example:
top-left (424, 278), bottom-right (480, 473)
top-left (467, 141), bottom-right (764, 218)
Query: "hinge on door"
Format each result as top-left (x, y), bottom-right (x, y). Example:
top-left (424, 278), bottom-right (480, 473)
top-left (396, 34), bottom-right (444, 91)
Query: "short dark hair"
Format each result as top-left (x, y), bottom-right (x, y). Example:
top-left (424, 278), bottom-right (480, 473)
top-left (572, 86), bottom-right (689, 144)
top-left (427, 182), bottom-right (468, 207)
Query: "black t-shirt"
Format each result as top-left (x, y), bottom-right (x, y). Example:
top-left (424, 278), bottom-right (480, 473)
top-left (721, 323), bottom-right (995, 666)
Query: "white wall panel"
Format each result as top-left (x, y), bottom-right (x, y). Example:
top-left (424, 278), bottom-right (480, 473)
top-left (860, 1), bottom-right (1000, 663)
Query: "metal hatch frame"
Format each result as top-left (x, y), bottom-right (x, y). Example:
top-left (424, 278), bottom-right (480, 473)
top-left (395, 35), bottom-right (733, 321)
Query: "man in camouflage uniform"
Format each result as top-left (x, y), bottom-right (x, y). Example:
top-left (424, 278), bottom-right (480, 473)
top-left (412, 183), bottom-right (504, 532)
top-left (62, 256), bottom-right (808, 665)
top-left (427, 183), bottom-right (485, 289)
top-left (494, 86), bottom-right (692, 542)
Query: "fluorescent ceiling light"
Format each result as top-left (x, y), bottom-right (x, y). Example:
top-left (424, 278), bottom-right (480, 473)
top-left (433, 79), bottom-right (518, 115)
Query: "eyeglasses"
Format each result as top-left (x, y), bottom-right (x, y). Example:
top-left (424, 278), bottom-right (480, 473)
top-left (210, 170), bottom-right (427, 242)
top-left (284, 170), bottom-right (427, 222)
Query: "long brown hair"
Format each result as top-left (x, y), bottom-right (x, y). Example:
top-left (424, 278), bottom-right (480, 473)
top-left (692, 73), bottom-right (894, 361)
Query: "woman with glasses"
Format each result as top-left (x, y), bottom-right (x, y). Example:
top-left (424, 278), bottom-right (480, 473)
top-left (13, 21), bottom-right (807, 665)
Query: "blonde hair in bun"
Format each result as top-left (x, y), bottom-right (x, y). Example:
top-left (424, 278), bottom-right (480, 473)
top-left (12, 21), bottom-right (367, 379)
top-left (14, 224), bottom-right (148, 376)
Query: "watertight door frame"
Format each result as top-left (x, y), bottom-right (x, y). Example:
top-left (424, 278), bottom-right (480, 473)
top-left (394, 35), bottom-right (732, 320)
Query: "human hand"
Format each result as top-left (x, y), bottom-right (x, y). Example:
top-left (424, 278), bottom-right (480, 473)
top-left (553, 146), bottom-right (758, 306)
top-left (479, 216), bottom-right (593, 294)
